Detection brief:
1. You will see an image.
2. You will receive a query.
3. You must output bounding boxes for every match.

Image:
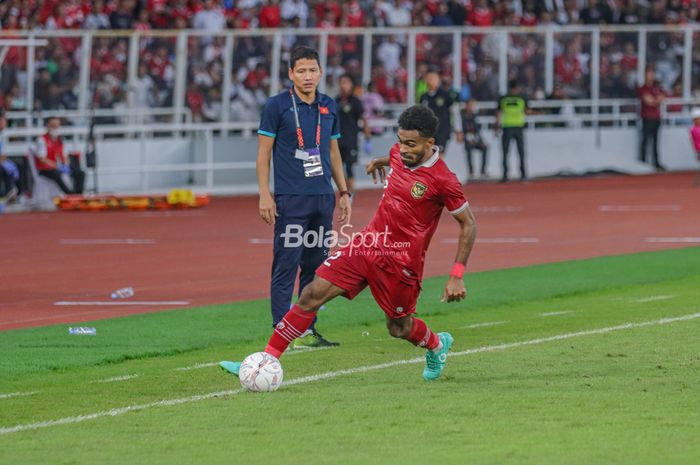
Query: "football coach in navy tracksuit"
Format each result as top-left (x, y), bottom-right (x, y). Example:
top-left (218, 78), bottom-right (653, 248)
top-left (256, 46), bottom-right (351, 348)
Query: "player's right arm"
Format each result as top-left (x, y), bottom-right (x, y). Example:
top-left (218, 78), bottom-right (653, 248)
top-left (257, 98), bottom-right (280, 225)
top-left (256, 135), bottom-right (276, 225)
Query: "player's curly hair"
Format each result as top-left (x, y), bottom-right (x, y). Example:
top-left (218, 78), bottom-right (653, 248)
top-left (398, 105), bottom-right (439, 139)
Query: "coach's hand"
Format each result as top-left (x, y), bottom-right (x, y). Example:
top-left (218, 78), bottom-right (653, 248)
top-left (259, 192), bottom-right (277, 225)
top-left (366, 159), bottom-right (387, 185)
top-left (338, 194), bottom-right (351, 225)
top-left (441, 276), bottom-right (466, 303)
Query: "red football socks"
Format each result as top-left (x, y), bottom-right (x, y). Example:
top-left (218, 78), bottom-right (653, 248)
top-left (406, 317), bottom-right (440, 350)
top-left (264, 304), bottom-right (317, 359)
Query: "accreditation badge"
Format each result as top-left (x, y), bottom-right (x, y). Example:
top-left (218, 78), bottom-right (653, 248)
top-left (303, 148), bottom-right (324, 177)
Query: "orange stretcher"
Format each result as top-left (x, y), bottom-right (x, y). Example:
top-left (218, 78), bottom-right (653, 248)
top-left (54, 189), bottom-right (210, 211)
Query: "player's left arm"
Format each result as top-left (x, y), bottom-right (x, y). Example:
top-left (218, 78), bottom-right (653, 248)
top-left (441, 205), bottom-right (477, 303)
top-left (329, 138), bottom-right (351, 224)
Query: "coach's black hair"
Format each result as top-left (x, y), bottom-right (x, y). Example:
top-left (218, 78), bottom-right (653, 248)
top-left (289, 46), bottom-right (320, 70)
top-left (509, 79), bottom-right (520, 90)
top-left (398, 105), bottom-right (439, 139)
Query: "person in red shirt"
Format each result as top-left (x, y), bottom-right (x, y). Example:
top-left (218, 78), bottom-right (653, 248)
top-left (468, 0), bottom-right (494, 26)
top-left (220, 105), bottom-right (477, 382)
top-left (344, 0), bottom-right (364, 27)
top-left (33, 117), bottom-right (85, 194)
top-left (637, 67), bottom-right (666, 170)
top-left (259, 0), bottom-right (281, 27)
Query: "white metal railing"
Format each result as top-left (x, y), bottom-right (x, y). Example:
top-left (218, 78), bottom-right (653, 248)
top-left (2, 24), bottom-right (699, 129)
top-left (4, 95), bottom-right (698, 195)
top-left (3, 25), bottom-right (700, 193)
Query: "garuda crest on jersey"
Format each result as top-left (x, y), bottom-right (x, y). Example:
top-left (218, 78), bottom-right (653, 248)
top-left (411, 181), bottom-right (428, 199)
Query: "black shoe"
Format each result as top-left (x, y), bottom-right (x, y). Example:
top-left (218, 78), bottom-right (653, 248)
top-left (654, 164), bottom-right (666, 171)
top-left (293, 330), bottom-right (340, 348)
top-left (499, 176), bottom-right (508, 183)
top-left (312, 330), bottom-right (340, 347)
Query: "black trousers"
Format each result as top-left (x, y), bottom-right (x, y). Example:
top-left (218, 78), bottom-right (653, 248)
top-left (39, 168), bottom-right (85, 195)
top-left (464, 140), bottom-right (488, 175)
top-left (640, 119), bottom-right (661, 167)
top-left (0, 166), bottom-right (16, 196)
top-left (502, 127), bottom-right (526, 179)
top-left (270, 193), bottom-right (335, 330)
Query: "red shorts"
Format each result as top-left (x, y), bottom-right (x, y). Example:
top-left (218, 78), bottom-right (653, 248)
top-left (315, 247), bottom-right (421, 319)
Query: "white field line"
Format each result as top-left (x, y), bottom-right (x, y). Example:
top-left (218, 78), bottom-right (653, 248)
top-left (173, 362), bottom-right (218, 372)
top-left (645, 237), bottom-right (700, 244)
top-left (2, 312), bottom-right (699, 436)
top-left (461, 321), bottom-right (508, 329)
top-left (540, 311), bottom-right (574, 317)
top-left (59, 239), bottom-right (156, 245)
top-left (135, 211), bottom-right (206, 218)
top-left (248, 238), bottom-right (273, 244)
top-left (633, 295), bottom-right (676, 303)
top-left (442, 237), bottom-right (539, 244)
top-left (54, 301), bottom-right (190, 306)
top-left (599, 205), bottom-right (681, 212)
top-left (0, 392), bottom-right (38, 400)
top-left (470, 206), bottom-right (523, 213)
top-left (173, 348), bottom-right (332, 371)
top-left (93, 375), bottom-right (139, 384)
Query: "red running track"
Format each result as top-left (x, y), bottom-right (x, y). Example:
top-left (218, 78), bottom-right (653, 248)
top-left (1, 173), bottom-right (699, 331)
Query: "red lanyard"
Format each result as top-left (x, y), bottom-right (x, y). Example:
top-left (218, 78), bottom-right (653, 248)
top-left (290, 89), bottom-right (321, 150)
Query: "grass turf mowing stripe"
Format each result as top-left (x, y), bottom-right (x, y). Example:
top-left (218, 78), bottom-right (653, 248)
top-left (2, 311), bottom-right (698, 436)
top-left (2, 247), bottom-right (700, 379)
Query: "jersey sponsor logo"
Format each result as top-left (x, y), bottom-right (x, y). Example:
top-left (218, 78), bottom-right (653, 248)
top-left (436, 97), bottom-right (444, 107)
top-left (411, 181), bottom-right (428, 199)
top-left (342, 104), bottom-right (352, 113)
top-left (319, 106), bottom-right (330, 114)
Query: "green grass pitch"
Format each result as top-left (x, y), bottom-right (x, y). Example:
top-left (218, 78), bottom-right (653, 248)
top-left (1, 247), bottom-right (699, 465)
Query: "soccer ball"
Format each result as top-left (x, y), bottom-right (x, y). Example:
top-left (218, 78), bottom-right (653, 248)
top-left (239, 352), bottom-right (284, 392)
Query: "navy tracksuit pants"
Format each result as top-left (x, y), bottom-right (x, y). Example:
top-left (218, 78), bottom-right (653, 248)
top-left (270, 193), bottom-right (335, 328)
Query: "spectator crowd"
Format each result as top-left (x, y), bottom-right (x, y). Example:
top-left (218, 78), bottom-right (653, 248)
top-left (0, 0), bottom-right (698, 124)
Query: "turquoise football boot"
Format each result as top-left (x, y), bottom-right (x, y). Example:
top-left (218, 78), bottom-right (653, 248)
top-left (423, 332), bottom-right (454, 381)
top-left (219, 361), bottom-right (241, 376)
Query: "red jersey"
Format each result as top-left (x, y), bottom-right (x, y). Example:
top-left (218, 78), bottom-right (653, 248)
top-left (637, 84), bottom-right (665, 120)
top-left (259, 5), bottom-right (281, 27)
top-left (362, 144), bottom-right (468, 279)
top-left (469, 7), bottom-right (494, 26)
top-left (34, 134), bottom-right (65, 171)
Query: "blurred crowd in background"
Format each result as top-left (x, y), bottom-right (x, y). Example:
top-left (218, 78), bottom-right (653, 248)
top-left (0, 0), bottom-right (698, 125)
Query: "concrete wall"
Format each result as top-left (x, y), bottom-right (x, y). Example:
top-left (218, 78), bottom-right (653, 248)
top-left (23, 126), bottom-right (692, 194)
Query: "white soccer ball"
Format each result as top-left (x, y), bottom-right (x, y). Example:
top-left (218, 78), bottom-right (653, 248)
top-left (239, 352), bottom-right (284, 392)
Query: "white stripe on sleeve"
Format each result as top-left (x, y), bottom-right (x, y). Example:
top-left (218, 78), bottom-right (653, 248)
top-left (449, 201), bottom-right (469, 215)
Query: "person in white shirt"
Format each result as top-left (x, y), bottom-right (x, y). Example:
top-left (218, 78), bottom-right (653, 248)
top-left (376, 35), bottom-right (401, 74)
top-left (379, 0), bottom-right (412, 26)
top-left (280, 0), bottom-right (309, 26)
top-left (192, 0), bottom-right (226, 32)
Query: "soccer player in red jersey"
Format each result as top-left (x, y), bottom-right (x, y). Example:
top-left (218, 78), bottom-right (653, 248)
top-left (221, 105), bottom-right (477, 381)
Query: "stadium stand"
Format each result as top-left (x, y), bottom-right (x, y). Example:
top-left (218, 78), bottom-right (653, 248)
top-left (1, 0), bottom-right (698, 118)
top-left (0, 1), bottom-right (698, 197)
